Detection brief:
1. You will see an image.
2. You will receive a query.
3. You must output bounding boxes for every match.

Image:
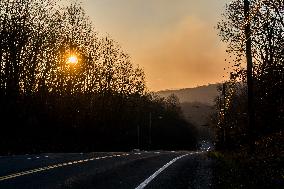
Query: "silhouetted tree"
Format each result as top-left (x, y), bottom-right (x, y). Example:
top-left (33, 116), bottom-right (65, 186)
top-left (0, 0), bottom-right (197, 154)
top-left (214, 0), bottom-right (284, 149)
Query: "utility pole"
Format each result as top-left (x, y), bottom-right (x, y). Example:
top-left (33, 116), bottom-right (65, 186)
top-left (149, 112), bottom-right (152, 149)
top-left (217, 96), bottom-right (223, 147)
top-left (222, 83), bottom-right (226, 148)
top-left (137, 125), bottom-right (140, 149)
top-left (244, 0), bottom-right (255, 149)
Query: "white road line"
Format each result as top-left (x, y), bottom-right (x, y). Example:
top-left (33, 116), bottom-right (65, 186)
top-left (135, 154), bottom-right (188, 189)
top-left (0, 153), bottom-right (129, 182)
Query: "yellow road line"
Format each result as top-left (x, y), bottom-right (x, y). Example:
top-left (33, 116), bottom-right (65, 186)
top-left (0, 153), bottom-right (129, 182)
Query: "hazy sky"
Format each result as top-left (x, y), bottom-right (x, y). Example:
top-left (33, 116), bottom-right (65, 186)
top-left (83, 0), bottom-right (231, 91)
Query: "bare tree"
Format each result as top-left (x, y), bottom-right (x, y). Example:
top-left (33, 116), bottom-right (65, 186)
top-left (216, 0), bottom-right (284, 148)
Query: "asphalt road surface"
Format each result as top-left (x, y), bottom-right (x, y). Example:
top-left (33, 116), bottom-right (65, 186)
top-left (0, 151), bottom-right (213, 189)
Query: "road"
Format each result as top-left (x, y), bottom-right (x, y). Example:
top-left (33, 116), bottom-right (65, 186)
top-left (0, 151), bottom-right (213, 189)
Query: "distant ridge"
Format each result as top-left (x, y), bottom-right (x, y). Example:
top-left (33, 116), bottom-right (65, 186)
top-left (156, 83), bottom-right (219, 105)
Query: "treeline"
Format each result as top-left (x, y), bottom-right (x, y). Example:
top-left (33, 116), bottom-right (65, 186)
top-left (212, 0), bottom-right (283, 150)
top-left (0, 0), bottom-right (197, 154)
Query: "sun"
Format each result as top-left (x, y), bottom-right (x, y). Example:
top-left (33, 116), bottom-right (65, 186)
top-left (67, 55), bottom-right (78, 64)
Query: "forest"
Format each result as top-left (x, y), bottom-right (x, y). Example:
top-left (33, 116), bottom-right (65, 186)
top-left (208, 1), bottom-right (283, 187)
top-left (0, 0), bottom-right (197, 155)
top-left (212, 0), bottom-right (283, 151)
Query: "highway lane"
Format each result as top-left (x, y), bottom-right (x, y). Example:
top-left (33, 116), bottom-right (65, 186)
top-left (0, 152), bottom-right (128, 177)
top-left (0, 151), bottom-right (212, 189)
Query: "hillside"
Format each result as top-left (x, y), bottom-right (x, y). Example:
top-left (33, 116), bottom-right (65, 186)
top-left (157, 84), bottom-right (219, 105)
top-left (156, 84), bottom-right (220, 139)
top-left (180, 102), bottom-right (215, 126)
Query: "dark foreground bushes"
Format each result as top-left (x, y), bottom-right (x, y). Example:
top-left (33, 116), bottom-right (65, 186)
top-left (208, 131), bottom-right (283, 189)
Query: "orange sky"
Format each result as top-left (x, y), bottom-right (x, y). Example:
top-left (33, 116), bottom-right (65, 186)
top-left (83, 0), bottom-right (231, 91)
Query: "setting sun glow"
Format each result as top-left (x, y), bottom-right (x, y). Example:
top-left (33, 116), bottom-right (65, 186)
top-left (67, 55), bottom-right (78, 64)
